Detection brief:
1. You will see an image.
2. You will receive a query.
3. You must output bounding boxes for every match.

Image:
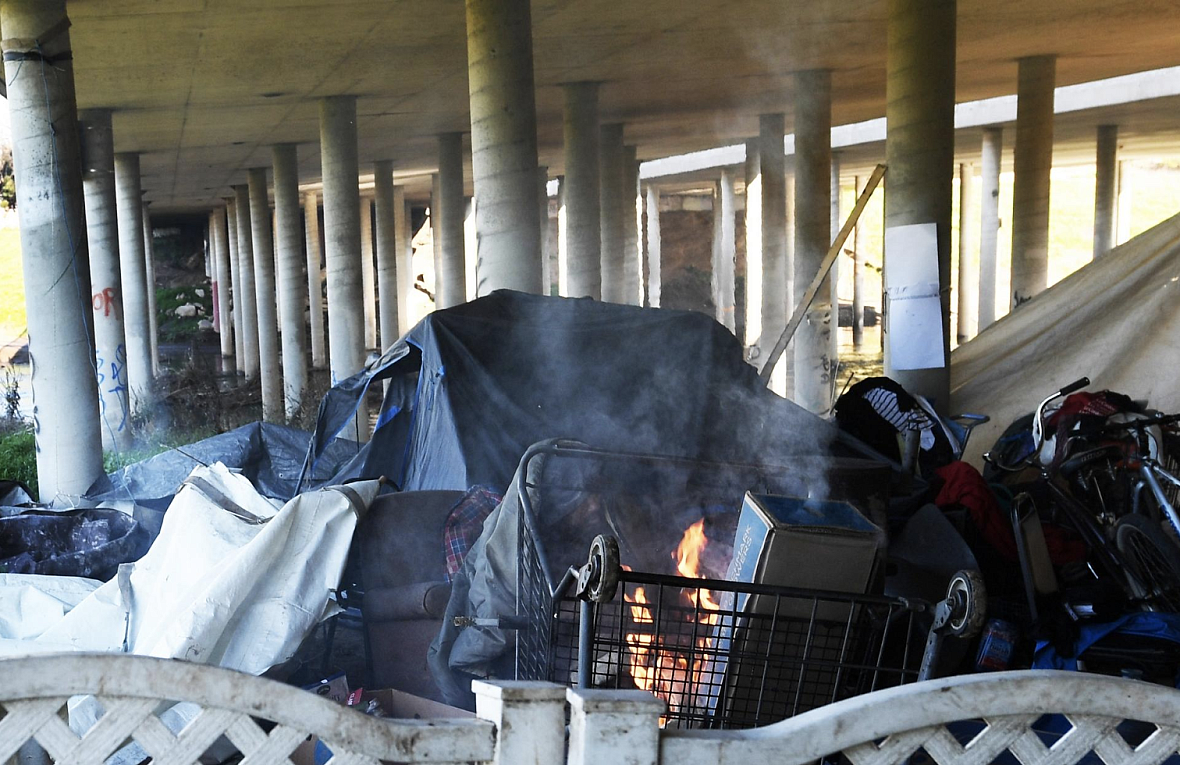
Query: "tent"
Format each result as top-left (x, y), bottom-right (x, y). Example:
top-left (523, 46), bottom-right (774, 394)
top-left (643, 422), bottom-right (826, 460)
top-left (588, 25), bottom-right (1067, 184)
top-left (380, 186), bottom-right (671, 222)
top-left (951, 211), bottom-right (1180, 465)
top-left (305, 291), bottom-right (877, 493)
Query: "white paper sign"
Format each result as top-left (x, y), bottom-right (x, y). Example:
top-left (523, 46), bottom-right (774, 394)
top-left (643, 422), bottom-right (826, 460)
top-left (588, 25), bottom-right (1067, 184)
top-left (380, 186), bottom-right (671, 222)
top-left (884, 223), bottom-right (945, 371)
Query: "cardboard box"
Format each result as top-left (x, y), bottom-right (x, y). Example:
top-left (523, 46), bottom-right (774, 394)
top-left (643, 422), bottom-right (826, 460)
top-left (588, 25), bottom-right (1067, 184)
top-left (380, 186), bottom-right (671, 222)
top-left (291, 680), bottom-right (472, 765)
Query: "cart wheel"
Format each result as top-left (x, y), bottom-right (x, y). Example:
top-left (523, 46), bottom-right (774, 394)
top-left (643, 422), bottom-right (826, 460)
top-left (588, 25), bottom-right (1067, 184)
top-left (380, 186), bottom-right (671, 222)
top-left (586, 535), bottom-right (620, 604)
top-left (945, 570), bottom-right (987, 638)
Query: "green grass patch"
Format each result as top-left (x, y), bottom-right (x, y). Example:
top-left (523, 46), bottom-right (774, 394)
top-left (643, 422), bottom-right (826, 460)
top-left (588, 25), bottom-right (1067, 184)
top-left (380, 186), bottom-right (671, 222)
top-left (0, 226), bottom-right (24, 343)
top-left (0, 427), bottom-right (37, 495)
top-left (156, 285), bottom-right (214, 343)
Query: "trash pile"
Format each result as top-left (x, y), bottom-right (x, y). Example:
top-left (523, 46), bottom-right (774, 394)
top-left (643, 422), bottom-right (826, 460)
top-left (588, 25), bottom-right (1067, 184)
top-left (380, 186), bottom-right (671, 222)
top-left (2, 291), bottom-right (1178, 742)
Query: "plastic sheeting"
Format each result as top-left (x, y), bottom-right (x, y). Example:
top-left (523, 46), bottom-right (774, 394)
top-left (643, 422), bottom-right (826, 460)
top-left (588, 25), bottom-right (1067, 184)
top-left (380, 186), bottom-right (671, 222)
top-left (0, 574), bottom-right (101, 653)
top-left (0, 509), bottom-right (147, 579)
top-left (305, 290), bottom-right (879, 493)
top-left (952, 211), bottom-right (1180, 466)
top-left (87, 421), bottom-right (363, 504)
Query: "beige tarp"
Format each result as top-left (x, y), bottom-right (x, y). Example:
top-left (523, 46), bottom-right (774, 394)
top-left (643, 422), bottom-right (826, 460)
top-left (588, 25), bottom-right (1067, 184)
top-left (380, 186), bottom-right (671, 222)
top-left (951, 211), bottom-right (1180, 467)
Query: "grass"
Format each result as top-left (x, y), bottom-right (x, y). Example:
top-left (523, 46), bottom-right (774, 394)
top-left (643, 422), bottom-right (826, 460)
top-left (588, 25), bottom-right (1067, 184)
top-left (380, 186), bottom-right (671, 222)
top-left (0, 225), bottom-right (23, 344)
top-left (155, 285), bottom-right (215, 343)
top-left (0, 427), bottom-right (36, 494)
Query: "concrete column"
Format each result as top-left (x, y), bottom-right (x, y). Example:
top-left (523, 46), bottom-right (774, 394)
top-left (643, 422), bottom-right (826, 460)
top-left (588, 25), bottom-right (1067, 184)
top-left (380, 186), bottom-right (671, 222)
top-left (226, 197), bottom-right (245, 372)
top-left (247, 168), bottom-right (282, 421)
top-left (358, 193), bottom-right (377, 347)
top-left (957, 163), bottom-right (979, 342)
top-left (538, 167), bottom-right (552, 295)
top-left (395, 189), bottom-right (413, 335)
top-left (1093, 124), bottom-right (1118, 259)
top-left (303, 192), bottom-right (326, 368)
top-left (211, 209), bottom-right (233, 358)
top-left (1116, 160), bottom-right (1134, 244)
top-left (978, 127), bottom-right (1002, 330)
top-left (562, 82), bottom-right (601, 299)
top-left (645, 184), bottom-right (661, 308)
top-left (79, 110), bottom-right (132, 452)
top-left (852, 175), bottom-right (865, 342)
top-left (473, 682), bottom-right (566, 765)
top-left (785, 169), bottom-right (797, 324)
top-left (272, 208), bottom-right (282, 332)
top-left (792, 73), bottom-right (833, 414)
top-left (622, 145), bottom-right (642, 305)
top-left (716, 170), bottom-right (737, 332)
top-left (113, 154), bottom-right (154, 410)
top-left (232, 184), bottom-right (260, 380)
top-left (436, 133), bottom-right (467, 308)
top-left (141, 204), bottom-right (160, 377)
top-left (883, 0), bottom-right (956, 411)
top-left (464, 0), bottom-right (543, 295)
top-left (373, 160), bottom-right (400, 348)
top-left (744, 140), bottom-right (763, 352)
top-left (272, 145), bottom-right (307, 421)
top-left (430, 173), bottom-right (443, 306)
top-left (712, 180), bottom-right (722, 313)
top-left (2, 0), bottom-right (103, 497)
top-left (319, 95), bottom-right (368, 439)
top-left (599, 123), bottom-right (626, 303)
top-left (209, 214), bottom-right (220, 333)
top-left (464, 197), bottom-right (478, 301)
top-left (1010, 54), bottom-right (1055, 308)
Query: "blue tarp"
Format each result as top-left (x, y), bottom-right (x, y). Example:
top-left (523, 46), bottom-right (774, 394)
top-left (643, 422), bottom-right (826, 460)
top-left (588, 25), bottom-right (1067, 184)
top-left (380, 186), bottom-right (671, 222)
top-left (303, 291), bottom-right (870, 493)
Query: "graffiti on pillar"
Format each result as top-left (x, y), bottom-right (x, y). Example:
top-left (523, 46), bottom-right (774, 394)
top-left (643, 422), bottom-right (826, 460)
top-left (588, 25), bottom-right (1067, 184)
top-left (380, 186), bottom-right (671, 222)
top-left (95, 343), bottom-right (130, 433)
top-left (92, 287), bottom-right (116, 317)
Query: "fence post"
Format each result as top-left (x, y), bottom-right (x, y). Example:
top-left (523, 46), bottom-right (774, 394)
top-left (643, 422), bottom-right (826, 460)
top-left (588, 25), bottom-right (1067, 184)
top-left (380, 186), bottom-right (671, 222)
top-left (472, 680), bottom-right (566, 764)
top-left (567, 688), bottom-right (664, 765)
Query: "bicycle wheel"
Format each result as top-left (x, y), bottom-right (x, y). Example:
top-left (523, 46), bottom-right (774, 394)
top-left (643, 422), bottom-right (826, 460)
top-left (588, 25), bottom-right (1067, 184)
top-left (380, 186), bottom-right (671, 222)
top-left (1115, 514), bottom-right (1180, 611)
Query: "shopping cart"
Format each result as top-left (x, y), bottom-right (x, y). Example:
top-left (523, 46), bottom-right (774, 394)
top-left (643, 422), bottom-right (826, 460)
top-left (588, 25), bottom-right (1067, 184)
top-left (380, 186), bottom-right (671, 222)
top-left (508, 441), bottom-right (984, 729)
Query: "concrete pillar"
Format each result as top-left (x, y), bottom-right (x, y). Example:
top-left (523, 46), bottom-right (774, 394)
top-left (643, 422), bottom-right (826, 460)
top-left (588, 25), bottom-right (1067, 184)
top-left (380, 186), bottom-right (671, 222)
top-left (436, 133), bottom-right (467, 308)
top-left (712, 180), bottom-right (722, 314)
top-left (599, 123), bottom-right (626, 303)
top-left (538, 167), bottom-right (552, 295)
top-left (957, 163), bottom-right (979, 342)
top-left (645, 185), bottom-right (661, 308)
top-left (209, 213), bottom-right (220, 333)
top-left (211, 208), bottom-right (233, 359)
top-left (373, 160), bottom-right (400, 347)
top-left (464, 0), bottom-right (543, 295)
top-left (883, 0), bottom-right (956, 411)
top-left (465, 198), bottom-right (479, 304)
top-left (785, 169), bottom-right (796, 325)
top-left (744, 140), bottom-right (763, 352)
top-left (113, 154), bottom-right (154, 410)
top-left (567, 689), bottom-right (663, 765)
top-left (358, 193), bottom-right (377, 347)
top-left (1116, 160), bottom-right (1134, 244)
top-left (430, 173), bottom-right (443, 306)
top-left (852, 175), bottom-right (866, 342)
top-left (978, 127), bottom-right (1002, 330)
top-left (272, 145), bottom-right (307, 421)
top-left (1010, 54), bottom-right (1055, 308)
top-left (2, 0), bottom-right (103, 497)
top-left (247, 168), bottom-right (282, 421)
top-left (793, 72), bottom-right (834, 415)
top-left (272, 208), bottom-right (282, 333)
top-left (622, 146), bottom-right (642, 305)
top-left (828, 154), bottom-right (839, 364)
top-left (226, 197), bottom-right (245, 372)
top-left (715, 169), bottom-right (737, 332)
top-left (233, 184), bottom-right (260, 380)
top-left (562, 82), bottom-right (601, 299)
top-left (141, 203), bottom-right (160, 377)
top-left (395, 190), bottom-right (413, 335)
top-left (319, 95), bottom-right (368, 439)
top-left (303, 192), bottom-right (326, 369)
top-left (473, 682), bottom-right (566, 765)
top-left (79, 110), bottom-right (132, 452)
top-left (1093, 124), bottom-right (1118, 259)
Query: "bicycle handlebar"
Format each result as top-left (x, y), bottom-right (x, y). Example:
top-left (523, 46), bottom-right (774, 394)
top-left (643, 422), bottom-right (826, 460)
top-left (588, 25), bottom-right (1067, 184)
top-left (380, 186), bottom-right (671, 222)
top-left (1058, 377), bottom-right (1090, 397)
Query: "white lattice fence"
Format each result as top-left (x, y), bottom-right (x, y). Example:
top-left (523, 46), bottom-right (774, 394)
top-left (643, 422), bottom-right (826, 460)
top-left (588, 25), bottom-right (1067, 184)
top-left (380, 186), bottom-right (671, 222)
top-left (0, 655), bottom-right (499, 765)
top-left (563, 670), bottom-right (1180, 765)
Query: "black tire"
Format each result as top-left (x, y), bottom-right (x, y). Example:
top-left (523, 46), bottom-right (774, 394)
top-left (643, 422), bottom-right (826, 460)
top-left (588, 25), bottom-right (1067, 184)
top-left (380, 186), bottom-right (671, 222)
top-left (586, 535), bottom-right (620, 604)
top-left (1115, 514), bottom-right (1180, 610)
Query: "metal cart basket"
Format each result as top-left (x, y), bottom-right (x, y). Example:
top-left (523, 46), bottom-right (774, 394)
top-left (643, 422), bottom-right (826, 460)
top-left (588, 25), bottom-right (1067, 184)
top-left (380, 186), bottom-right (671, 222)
top-left (509, 442), bottom-right (980, 729)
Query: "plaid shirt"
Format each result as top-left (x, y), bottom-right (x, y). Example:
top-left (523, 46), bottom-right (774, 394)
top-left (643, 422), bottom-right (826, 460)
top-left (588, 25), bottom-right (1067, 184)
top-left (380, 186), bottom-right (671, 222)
top-left (443, 485), bottom-right (503, 581)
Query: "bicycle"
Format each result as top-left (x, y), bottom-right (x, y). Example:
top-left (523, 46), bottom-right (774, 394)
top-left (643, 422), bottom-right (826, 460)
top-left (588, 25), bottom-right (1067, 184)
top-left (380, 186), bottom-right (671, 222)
top-left (984, 378), bottom-right (1180, 614)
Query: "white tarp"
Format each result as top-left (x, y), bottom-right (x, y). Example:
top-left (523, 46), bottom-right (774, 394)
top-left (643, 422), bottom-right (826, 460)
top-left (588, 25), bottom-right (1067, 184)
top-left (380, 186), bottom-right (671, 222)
top-left (0, 463), bottom-right (378, 671)
top-left (952, 211), bottom-right (1180, 466)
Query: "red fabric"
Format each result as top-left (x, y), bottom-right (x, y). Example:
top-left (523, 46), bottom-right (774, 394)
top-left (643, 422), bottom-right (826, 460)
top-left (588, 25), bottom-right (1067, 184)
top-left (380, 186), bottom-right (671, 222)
top-left (934, 461), bottom-right (1086, 565)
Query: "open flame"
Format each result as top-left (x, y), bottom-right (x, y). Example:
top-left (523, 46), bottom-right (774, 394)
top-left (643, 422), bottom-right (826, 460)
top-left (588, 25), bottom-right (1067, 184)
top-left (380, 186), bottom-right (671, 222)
top-left (622, 519), bottom-right (722, 725)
